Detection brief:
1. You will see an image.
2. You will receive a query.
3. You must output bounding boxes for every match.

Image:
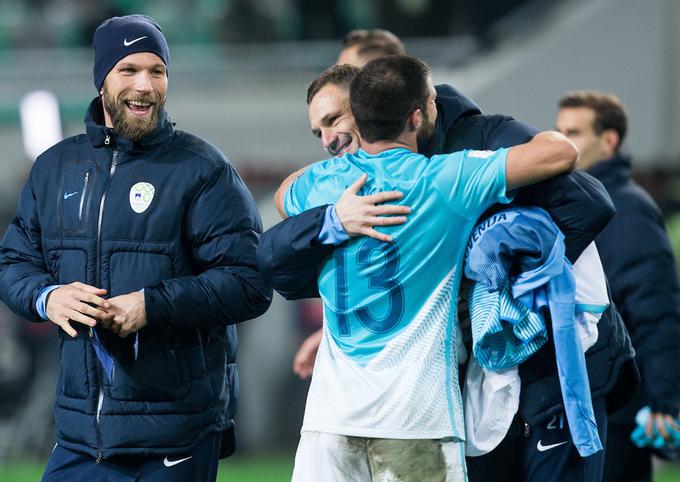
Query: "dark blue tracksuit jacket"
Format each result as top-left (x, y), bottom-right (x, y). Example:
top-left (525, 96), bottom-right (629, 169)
top-left (0, 99), bottom-right (272, 460)
top-left (589, 154), bottom-right (680, 423)
top-left (256, 84), bottom-right (637, 425)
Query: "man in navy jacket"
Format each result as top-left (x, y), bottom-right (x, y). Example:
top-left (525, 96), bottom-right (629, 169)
top-left (258, 58), bottom-right (637, 481)
top-left (0, 15), bottom-right (272, 481)
top-left (557, 91), bottom-right (680, 482)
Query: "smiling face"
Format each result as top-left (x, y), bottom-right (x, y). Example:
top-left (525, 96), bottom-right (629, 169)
top-left (308, 83), bottom-right (361, 156)
top-left (100, 51), bottom-right (167, 142)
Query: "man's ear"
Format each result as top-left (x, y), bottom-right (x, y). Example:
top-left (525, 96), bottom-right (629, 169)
top-left (601, 129), bottom-right (620, 157)
top-left (408, 109), bottom-right (421, 132)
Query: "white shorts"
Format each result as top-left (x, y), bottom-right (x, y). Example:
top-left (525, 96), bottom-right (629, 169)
top-left (292, 432), bottom-right (467, 482)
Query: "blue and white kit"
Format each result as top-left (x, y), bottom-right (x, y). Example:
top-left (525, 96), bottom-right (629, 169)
top-left (285, 147), bottom-right (511, 440)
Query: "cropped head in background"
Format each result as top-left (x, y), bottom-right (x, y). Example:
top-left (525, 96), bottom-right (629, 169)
top-left (556, 91), bottom-right (628, 170)
top-left (337, 28), bottom-right (406, 67)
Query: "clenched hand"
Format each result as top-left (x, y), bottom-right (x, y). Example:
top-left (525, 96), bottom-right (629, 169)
top-left (100, 291), bottom-right (147, 338)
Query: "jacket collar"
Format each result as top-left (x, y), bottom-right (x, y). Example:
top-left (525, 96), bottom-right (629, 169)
top-left (586, 152), bottom-right (632, 188)
top-left (84, 97), bottom-right (174, 152)
top-left (418, 84), bottom-right (482, 157)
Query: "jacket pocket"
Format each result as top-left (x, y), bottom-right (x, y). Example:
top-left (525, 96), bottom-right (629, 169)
top-left (49, 248), bottom-right (87, 285)
top-left (58, 333), bottom-right (91, 399)
top-left (108, 250), bottom-right (173, 297)
top-left (58, 164), bottom-right (96, 234)
top-left (108, 338), bottom-right (191, 402)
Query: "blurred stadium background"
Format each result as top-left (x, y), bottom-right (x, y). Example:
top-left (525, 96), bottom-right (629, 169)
top-left (0, 0), bottom-right (679, 480)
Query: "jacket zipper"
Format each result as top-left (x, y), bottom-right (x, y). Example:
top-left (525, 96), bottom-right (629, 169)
top-left (78, 170), bottom-right (90, 223)
top-left (93, 134), bottom-right (117, 463)
top-left (95, 377), bottom-right (104, 463)
top-left (96, 137), bottom-right (118, 287)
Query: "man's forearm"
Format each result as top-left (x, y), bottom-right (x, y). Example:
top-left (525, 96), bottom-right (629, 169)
top-left (145, 264), bottom-right (273, 329)
top-left (256, 205), bottom-right (331, 300)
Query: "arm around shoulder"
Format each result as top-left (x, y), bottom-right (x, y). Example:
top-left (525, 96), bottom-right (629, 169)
top-left (505, 131), bottom-right (579, 191)
top-left (256, 205), bottom-right (332, 300)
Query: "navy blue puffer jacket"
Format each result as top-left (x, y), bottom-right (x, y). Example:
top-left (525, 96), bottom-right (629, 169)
top-left (0, 98), bottom-right (272, 460)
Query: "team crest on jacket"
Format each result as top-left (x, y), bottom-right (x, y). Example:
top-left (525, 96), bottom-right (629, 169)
top-left (129, 182), bottom-right (155, 213)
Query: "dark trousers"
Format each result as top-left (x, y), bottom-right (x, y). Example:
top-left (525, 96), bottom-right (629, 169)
top-left (602, 424), bottom-right (652, 482)
top-left (42, 432), bottom-right (222, 482)
top-left (467, 397), bottom-right (608, 482)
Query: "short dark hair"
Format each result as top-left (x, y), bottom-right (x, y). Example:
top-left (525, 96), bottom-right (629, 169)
top-left (342, 29), bottom-right (406, 54)
top-left (350, 55), bottom-right (430, 143)
top-left (559, 91), bottom-right (628, 149)
top-left (354, 42), bottom-right (405, 63)
top-left (306, 64), bottom-right (360, 105)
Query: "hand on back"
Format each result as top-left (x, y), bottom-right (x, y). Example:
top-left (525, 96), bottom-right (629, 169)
top-left (335, 174), bottom-right (411, 242)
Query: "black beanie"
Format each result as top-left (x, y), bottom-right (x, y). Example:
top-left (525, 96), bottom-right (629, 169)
top-left (93, 14), bottom-right (170, 91)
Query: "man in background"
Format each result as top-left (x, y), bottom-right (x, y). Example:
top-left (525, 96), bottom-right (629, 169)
top-left (336, 28), bottom-right (406, 66)
top-left (557, 91), bottom-right (680, 482)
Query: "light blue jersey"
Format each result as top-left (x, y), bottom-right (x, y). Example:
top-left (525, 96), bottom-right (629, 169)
top-left (286, 147), bottom-right (510, 363)
top-left (285, 147), bottom-right (511, 440)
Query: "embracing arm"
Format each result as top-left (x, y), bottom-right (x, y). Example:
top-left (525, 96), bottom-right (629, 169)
top-left (505, 131), bottom-right (579, 190)
top-left (257, 205), bottom-right (333, 300)
top-left (144, 162), bottom-right (273, 330)
top-left (259, 174), bottom-right (409, 299)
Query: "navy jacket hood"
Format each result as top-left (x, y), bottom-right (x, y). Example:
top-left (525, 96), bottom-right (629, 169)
top-left (587, 152), bottom-right (632, 188)
top-left (418, 84), bottom-right (482, 156)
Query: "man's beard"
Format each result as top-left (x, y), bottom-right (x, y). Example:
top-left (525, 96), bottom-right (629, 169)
top-left (102, 87), bottom-right (165, 142)
top-left (416, 111), bottom-right (435, 148)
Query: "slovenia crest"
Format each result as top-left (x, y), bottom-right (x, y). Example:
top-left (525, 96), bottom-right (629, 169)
top-left (129, 182), bottom-right (155, 213)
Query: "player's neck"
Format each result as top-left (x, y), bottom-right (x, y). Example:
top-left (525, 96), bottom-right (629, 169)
top-left (361, 134), bottom-right (417, 155)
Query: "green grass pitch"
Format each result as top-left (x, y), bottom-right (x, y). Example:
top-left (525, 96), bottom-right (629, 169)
top-left (1, 456), bottom-right (679, 481)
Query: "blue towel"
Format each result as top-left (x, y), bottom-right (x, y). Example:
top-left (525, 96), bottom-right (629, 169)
top-left (631, 406), bottom-right (680, 457)
top-left (465, 207), bottom-right (603, 457)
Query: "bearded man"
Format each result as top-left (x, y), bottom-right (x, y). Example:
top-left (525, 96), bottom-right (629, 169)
top-left (0, 15), bottom-right (272, 482)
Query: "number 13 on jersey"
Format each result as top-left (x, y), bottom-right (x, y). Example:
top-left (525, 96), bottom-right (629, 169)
top-left (334, 238), bottom-right (405, 336)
